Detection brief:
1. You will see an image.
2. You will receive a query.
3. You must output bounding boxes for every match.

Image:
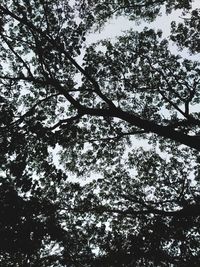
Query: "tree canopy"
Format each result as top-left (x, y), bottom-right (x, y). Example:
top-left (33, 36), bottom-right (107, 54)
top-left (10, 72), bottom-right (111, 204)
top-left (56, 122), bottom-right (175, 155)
top-left (0, 0), bottom-right (200, 266)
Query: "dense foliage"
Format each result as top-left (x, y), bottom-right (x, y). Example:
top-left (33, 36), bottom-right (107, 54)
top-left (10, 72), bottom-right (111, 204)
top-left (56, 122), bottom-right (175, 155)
top-left (0, 0), bottom-right (200, 266)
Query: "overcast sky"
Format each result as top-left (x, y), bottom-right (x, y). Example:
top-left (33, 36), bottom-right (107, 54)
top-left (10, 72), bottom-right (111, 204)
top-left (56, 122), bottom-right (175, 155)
top-left (86, 0), bottom-right (199, 54)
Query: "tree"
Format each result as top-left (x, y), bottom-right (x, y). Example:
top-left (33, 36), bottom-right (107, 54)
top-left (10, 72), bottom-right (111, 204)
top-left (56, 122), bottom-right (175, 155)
top-left (0, 0), bottom-right (199, 266)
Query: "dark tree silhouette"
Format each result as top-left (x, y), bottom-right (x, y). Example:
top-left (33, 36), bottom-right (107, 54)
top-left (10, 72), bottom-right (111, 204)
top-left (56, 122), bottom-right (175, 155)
top-left (0, 0), bottom-right (199, 266)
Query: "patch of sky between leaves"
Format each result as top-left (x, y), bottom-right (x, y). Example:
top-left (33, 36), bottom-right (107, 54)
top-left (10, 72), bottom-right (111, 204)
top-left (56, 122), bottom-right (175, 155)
top-left (85, 2), bottom-right (198, 49)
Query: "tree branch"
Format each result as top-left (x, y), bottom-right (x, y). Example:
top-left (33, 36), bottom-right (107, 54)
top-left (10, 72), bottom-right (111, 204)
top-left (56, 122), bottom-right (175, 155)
top-left (0, 5), bottom-right (117, 109)
top-left (1, 93), bottom-right (60, 130)
top-left (49, 113), bottom-right (83, 130)
top-left (70, 202), bottom-right (200, 218)
top-left (0, 34), bottom-right (33, 77)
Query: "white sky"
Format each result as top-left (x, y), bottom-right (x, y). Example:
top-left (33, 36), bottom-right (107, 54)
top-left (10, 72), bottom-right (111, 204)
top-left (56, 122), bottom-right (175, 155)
top-left (86, 0), bottom-right (200, 43)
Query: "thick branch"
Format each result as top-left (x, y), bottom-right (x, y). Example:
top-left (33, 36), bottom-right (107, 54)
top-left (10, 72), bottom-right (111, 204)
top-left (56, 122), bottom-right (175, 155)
top-left (81, 106), bottom-right (200, 151)
top-left (71, 203), bottom-right (200, 218)
top-left (0, 6), bottom-right (199, 150)
top-left (1, 74), bottom-right (200, 150)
